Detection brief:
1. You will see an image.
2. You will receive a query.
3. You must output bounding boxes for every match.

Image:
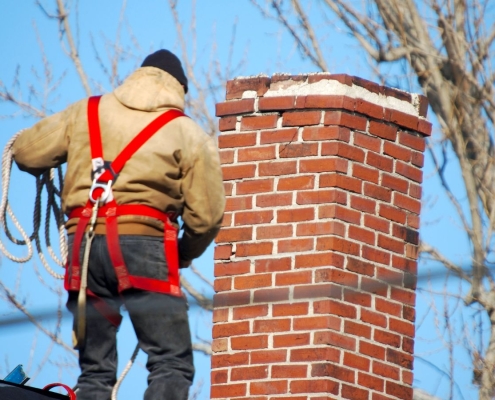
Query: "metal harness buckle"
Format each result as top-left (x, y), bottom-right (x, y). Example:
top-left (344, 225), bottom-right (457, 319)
top-left (89, 179), bottom-right (113, 204)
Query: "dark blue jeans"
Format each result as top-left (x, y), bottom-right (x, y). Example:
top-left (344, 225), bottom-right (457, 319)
top-left (67, 235), bottom-right (194, 400)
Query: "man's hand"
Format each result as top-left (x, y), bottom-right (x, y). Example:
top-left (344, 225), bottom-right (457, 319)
top-left (179, 259), bottom-right (192, 269)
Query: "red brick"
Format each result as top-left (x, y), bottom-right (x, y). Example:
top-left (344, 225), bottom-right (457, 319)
top-left (213, 291), bottom-right (250, 307)
top-left (302, 94), bottom-right (355, 110)
top-left (295, 252), bottom-right (345, 269)
top-left (212, 338), bottom-right (228, 352)
top-left (366, 152), bottom-right (393, 172)
top-left (219, 149), bottom-right (234, 164)
top-left (369, 120), bottom-right (397, 141)
top-left (361, 309), bottom-right (387, 328)
top-left (348, 225), bottom-right (375, 245)
top-left (358, 372), bottom-right (384, 391)
top-left (399, 131), bottom-right (426, 151)
top-left (364, 214), bottom-right (390, 233)
top-left (256, 193), bottom-right (293, 208)
top-left (233, 305), bottom-right (269, 320)
top-left (344, 320), bottom-right (372, 338)
top-left (253, 287), bottom-right (289, 303)
top-left (222, 164), bottom-right (256, 180)
top-left (210, 383), bottom-right (247, 398)
top-left (290, 348), bottom-right (340, 363)
top-left (362, 245), bottom-right (391, 265)
top-left (293, 315), bottom-right (341, 331)
top-left (378, 234), bottom-right (405, 254)
top-left (283, 111), bottom-right (322, 126)
top-left (273, 333), bottom-right (311, 348)
top-left (374, 329), bottom-right (401, 348)
top-left (343, 288), bottom-right (372, 307)
top-left (214, 277), bottom-right (232, 292)
top-left (231, 335), bottom-right (268, 350)
top-left (226, 76), bottom-right (270, 99)
top-left (273, 302), bottom-right (309, 317)
top-left (403, 305), bottom-right (416, 322)
top-left (396, 161), bottom-right (423, 183)
top-left (372, 361), bottom-right (400, 380)
top-left (344, 352), bottom-right (370, 371)
top-left (271, 365), bottom-right (307, 378)
top-left (387, 347), bottom-right (413, 369)
top-left (316, 236), bottom-right (360, 256)
top-left (259, 161), bottom-right (297, 176)
top-left (215, 227), bottom-right (253, 243)
top-left (238, 146), bottom-right (276, 162)
top-left (354, 131), bottom-right (381, 152)
top-left (235, 210), bottom-right (274, 226)
top-left (258, 96), bottom-right (296, 111)
top-left (250, 349), bottom-right (287, 364)
top-left (314, 330), bottom-right (355, 351)
top-left (363, 182), bottom-right (392, 202)
top-left (234, 273), bottom-right (272, 289)
top-left (297, 221), bottom-right (345, 237)
top-left (215, 260), bottom-right (250, 277)
top-left (279, 143), bottom-right (318, 158)
top-left (386, 381), bottom-right (413, 399)
top-left (256, 224), bottom-right (293, 240)
top-left (353, 76), bottom-right (383, 94)
top-left (290, 379), bottom-right (339, 395)
top-left (411, 151), bottom-right (424, 168)
top-left (312, 363), bottom-right (355, 383)
top-left (324, 111), bottom-right (367, 131)
top-left (255, 257), bottom-right (292, 273)
top-left (213, 308), bottom-right (229, 323)
top-left (355, 99), bottom-right (384, 119)
top-left (314, 299), bottom-right (356, 318)
top-left (225, 196), bottom-right (253, 212)
top-left (278, 238), bottom-right (314, 253)
top-left (381, 173), bottom-right (409, 194)
top-left (350, 195), bottom-right (376, 213)
top-left (315, 268), bottom-right (358, 288)
top-left (352, 164), bottom-right (379, 184)
top-left (278, 175), bottom-right (315, 191)
top-left (308, 73), bottom-right (353, 85)
top-left (236, 242), bottom-right (273, 257)
top-left (321, 142), bottom-right (365, 162)
top-left (360, 340), bottom-right (386, 360)
top-left (278, 207), bottom-right (315, 222)
top-left (383, 141), bottom-right (411, 162)
top-left (403, 337), bottom-right (415, 354)
top-left (375, 298), bottom-right (401, 317)
top-left (260, 128), bottom-right (298, 144)
top-left (214, 244), bottom-right (232, 260)
top-left (241, 114), bottom-right (278, 130)
top-left (341, 384), bottom-right (368, 400)
top-left (219, 116), bottom-right (237, 132)
top-left (211, 352), bottom-right (249, 368)
top-left (403, 369), bottom-right (414, 385)
top-left (299, 157), bottom-right (348, 173)
top-left (254, 318), bottom-right (291, 333)
top-left (389, 317), bottom-right (415, 337)
top-left (237, 179), bottom-right (274, 194)
top-left (250, 380), bottom-right (288, 395)
top-left (417, 119), bottom-right (432, 135)
top-left (224, 182), bottom-right (233, 196)
top-left (212, 321), bottom-right (250, 338)
top-left (389, 109), bottom-right (418, 130)
top-left (216, 98), bottom-right (255, 116)
top-left (298, 189), bottom-right (349, 205)
top-left (362, 277), bottom-right (388, 297)
top-left (318, 204), bottom-right (360, 224)
top-left (231, 365), bottom-right (268, 381)
top-left (346, 257), bottom-right (375, 277)
top-left (275, 270), bottom-right (312, 286)
top-left (379, 204), bottom-right (406, 224)
top-left (211, 369), bottom-right (228, 384)
top-left (302, 126), bottom-right (350, 142)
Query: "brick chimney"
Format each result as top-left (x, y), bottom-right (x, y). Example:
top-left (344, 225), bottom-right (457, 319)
top-left (211, 73), bottom-right (431, 400)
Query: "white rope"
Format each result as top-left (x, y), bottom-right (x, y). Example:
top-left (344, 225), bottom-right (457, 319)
top-left (0, 130), bottom-right (67, 278)
top-left (111, 344), bottom-right (140, 400)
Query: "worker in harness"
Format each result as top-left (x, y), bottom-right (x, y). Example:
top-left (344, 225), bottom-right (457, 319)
top-left (11, 49), bottom-right (226, 400)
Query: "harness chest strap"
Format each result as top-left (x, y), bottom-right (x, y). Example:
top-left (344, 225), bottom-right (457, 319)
top-left (65, 95), bottom-right (186, 297)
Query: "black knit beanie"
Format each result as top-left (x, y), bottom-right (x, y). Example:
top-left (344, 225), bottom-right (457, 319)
top-left (141, 49), bottom-right (188, 93)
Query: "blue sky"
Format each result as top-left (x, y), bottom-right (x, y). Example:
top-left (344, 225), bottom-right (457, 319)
top-left (0, 1), bottom-right (481, 399)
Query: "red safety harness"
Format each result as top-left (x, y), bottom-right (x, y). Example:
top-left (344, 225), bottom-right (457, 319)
top-left (65, 96), bottom-right (186, 306)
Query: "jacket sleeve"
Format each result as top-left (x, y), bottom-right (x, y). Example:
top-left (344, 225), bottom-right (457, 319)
top-left (11, 107), bottom-right (71, 176)
top-left (178, 132), bottom-right (225, 262)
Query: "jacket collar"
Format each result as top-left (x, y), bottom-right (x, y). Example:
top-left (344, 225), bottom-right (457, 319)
top-left (113, 67), bottom-right (185, 112)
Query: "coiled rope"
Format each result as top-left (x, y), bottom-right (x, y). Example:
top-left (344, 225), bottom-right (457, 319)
top-left (1, 131), bottom-right (139, 398)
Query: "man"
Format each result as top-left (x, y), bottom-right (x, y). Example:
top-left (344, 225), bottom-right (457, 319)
top-left (12, 49), bottom-right (225, 400)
